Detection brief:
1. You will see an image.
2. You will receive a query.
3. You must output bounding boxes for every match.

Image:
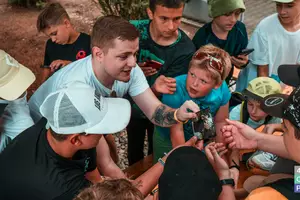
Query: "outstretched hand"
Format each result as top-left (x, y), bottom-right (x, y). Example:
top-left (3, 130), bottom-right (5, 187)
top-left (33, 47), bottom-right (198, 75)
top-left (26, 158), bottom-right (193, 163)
top-left (231, 55), bottom-right (248, 69)
top-left (152, 75), bottom-right (176, 95)
top-left (221, 119), bottom-right (259, 149)
top-left (205, 142), bottom-right (231, 180)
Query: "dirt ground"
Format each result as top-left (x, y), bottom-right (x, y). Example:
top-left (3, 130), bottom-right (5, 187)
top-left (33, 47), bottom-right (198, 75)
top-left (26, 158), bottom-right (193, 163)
top-left (0, 0), bottom-right (274, 97)
top-left (0, 0), bottom-right (101, 97)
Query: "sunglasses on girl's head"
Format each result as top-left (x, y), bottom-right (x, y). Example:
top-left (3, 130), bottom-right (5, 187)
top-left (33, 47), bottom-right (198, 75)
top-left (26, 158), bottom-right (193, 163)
top-left (193, 52), bottom-right (223, 74)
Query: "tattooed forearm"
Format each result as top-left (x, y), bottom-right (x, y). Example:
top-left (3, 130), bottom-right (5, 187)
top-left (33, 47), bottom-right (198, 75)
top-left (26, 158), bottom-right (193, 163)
top-left (151, 104), bottom-right (177, 127)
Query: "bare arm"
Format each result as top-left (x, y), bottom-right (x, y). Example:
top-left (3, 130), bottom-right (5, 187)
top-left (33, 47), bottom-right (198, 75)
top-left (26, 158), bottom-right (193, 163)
top-left (257, 133), bottom-right (290, 159)
top-left (215, 104), bottom-right (239, 164)
top-left (215, 103), bottom-right (239, 186)
top-left (215, 103), bottom-right (229, 143)
top-left (218, 185), bottom-right (236, 200)
top-left (132, 88), bottom-right (176, 126)
top-left (41, 68), bottom-right (51, 83)
top-left (96, 136), bottom-right (126, 178)
top-left (257, 64), bottom-right (269, 77)
top-left (132, 88), bottom-right (199, 127)
top-left (133, 156), bottom-right (165, 196)
top-left (205, 143), bottom-right (235, 200)
top-left (151, 85), bottom-right (161, 97)
top-left (170, 123), bottom-right (185, 148)
top-left (223, 119), bottom-right (291, 160)
top-left (85, 168), bottom-right (102, 183)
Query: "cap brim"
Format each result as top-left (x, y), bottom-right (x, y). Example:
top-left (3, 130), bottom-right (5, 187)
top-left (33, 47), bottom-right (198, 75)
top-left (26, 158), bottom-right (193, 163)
top-left (0, 64), bottom-right (35, 100)
top-left (243, 175), bottom-right (267, 193)
top-left (85, 98), bottom-right (131, 134)
top-left (242, 89), bottom-right (263, 102)
top-left (273, 0), bottom-right (294, 2)
top-left (261, 94), bottom-right (288, 118)
top-left (278, 64), bottom-right (300, 87)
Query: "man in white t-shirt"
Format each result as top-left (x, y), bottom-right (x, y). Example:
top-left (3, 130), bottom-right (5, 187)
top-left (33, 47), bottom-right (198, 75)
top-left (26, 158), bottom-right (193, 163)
top-left (236, 0), bottom-right (300, 92)
top-left (29, 15), bottom-right (200, 178)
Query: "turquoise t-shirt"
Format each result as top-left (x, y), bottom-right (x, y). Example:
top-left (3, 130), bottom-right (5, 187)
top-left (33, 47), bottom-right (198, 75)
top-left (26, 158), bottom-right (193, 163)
top-left (156, 74), bottom-right (231, 140)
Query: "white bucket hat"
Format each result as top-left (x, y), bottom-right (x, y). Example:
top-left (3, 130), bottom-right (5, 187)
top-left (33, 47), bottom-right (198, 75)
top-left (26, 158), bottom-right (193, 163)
top-left (0, 50), bottom-right (36, 100)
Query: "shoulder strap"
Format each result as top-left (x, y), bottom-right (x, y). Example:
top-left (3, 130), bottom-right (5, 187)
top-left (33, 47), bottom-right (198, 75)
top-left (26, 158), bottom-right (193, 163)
top-left (240, 100), bottom-right (250, 124)
top-left (240, 101), bottom-right (250, 124)
top-left (264, 115), bottom-right (273, 125)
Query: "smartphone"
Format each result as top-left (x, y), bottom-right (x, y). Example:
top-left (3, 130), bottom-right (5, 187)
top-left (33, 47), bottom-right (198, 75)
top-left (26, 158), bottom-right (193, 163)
top-left (146, 60), bottom-right (163, 70)
top-left (40, 65), bottom-right (50, 69)
top-left (40, 65), bottom-right (62, 72)
top-left (240, 48), bottom-right (254, 56)
top-left (192, 108), bottom-right (216, 141)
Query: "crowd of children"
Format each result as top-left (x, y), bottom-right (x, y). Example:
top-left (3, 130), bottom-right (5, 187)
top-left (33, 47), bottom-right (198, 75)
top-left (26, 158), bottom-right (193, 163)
top-left (1, 0), bottom-right (300, 199)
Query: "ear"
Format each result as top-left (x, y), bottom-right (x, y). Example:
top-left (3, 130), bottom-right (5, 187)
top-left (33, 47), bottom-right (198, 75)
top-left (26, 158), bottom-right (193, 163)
top-left (147, 8), bottom-right (154, 20)
top-left (63, 18), bottom-right (71, 28)
top-left (70, 134), bottom-right (82, 146)
top-left (92, 46), bottom-right (105, 62)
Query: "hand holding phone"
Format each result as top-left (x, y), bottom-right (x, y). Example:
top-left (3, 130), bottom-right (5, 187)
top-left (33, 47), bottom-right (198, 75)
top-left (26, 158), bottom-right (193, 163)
top-left (139, 62), bottom-right (158, 77)
top-left (239, 48), bottom-right (254, 56)
top-left (146, 60), bottom-right (163, 70)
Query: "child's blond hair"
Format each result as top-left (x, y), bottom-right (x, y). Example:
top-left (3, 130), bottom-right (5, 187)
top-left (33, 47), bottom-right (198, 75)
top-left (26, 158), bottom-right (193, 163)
top-left (189, 44), bottom-right (231, 85)
top-left (74, 179), bottom-right (143, 200)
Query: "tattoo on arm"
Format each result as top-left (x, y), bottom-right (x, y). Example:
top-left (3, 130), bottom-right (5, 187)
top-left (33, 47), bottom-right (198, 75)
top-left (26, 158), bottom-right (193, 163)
top-left (151, 104), bottom-right (177, 127)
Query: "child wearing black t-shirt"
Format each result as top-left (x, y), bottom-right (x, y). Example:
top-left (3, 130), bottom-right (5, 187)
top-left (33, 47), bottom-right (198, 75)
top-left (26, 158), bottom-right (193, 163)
top-left (37, 3), bottom-right (91, 83)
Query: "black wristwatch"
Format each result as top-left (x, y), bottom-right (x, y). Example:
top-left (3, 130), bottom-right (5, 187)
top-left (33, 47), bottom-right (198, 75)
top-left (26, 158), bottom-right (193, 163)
top-left (220, 179), bottom-right (235, 187)
top-left (229, 160), bottom-right (240, 171)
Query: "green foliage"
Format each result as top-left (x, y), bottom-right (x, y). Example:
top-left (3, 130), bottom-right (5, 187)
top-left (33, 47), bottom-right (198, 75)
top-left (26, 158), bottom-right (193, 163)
top-left (35, 0), bottom-right (46, 9)
top-left (98, 0), bottom-right (149, 20)
top-left (8, 0), bottom-right (46, 8)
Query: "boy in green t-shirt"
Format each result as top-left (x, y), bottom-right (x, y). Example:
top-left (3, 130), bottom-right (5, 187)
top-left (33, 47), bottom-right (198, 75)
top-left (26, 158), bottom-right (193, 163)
top-left (192, 0), bottom-right (248, 84)
top-left (127, 0), bottom-right (196, 165)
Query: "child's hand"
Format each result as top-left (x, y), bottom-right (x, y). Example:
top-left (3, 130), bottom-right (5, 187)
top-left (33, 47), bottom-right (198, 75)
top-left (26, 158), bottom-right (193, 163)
top-left (231, 55), bottom-right (248, 69)
top-left (205, 142), bottom-right (231, 180)
top-left (262, 123), bottom-right (283, 135)
top-left (139, 62), bottom-right (158, 77)
top-left (152, 75), bottom-right (176, 95)
top-left (50, 60), bottom-right (71, 72)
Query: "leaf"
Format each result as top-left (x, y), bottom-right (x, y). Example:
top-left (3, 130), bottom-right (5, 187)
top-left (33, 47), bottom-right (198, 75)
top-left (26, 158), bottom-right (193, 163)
top-left (98, 0), bottom-right (148, 20)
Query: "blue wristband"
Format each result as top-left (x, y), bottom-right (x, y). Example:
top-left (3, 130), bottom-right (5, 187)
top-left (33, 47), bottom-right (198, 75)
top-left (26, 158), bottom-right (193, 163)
top-left (158, 158), bottom-right (165, 166)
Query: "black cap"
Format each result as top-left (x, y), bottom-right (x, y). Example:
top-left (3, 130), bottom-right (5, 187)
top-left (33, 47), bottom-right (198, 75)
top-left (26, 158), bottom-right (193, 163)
top-left (261, 86), bottom-right (300, 130)
top-left (278, 64), bottom-right (300, 87)
top-left (159, 146), bottom-right (222, 200)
